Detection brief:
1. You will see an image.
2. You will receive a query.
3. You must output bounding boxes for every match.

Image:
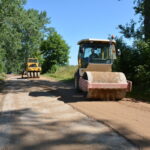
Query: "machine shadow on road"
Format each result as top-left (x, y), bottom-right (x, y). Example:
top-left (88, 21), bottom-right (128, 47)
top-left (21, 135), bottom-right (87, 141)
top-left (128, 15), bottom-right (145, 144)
top-left (28, 79), bottom-right (90, 103)
top-left (27, 79), bottom-right (116, 103)
top-left (0, 78), bottom-right (102, 103)
top-left (29, 87), bottom-right (87, 103)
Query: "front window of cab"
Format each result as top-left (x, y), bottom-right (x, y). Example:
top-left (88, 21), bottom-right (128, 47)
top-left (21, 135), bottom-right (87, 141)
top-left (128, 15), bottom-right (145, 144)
top-left (80, 43), bottom-right (116, 65)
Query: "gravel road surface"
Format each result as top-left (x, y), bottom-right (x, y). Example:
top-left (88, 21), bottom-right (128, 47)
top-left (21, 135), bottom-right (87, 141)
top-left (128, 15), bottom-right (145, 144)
top-left (0, 75), bottom-right (142, 150)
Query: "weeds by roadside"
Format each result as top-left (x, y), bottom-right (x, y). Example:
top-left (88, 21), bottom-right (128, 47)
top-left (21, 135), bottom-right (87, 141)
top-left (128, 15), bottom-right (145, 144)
top-left (44, 65), bottom-right (77, 83)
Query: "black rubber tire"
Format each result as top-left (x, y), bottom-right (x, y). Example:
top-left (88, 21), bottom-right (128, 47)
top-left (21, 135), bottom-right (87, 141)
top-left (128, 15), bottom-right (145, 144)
top-left (74, 70), bottom-right (81, 91)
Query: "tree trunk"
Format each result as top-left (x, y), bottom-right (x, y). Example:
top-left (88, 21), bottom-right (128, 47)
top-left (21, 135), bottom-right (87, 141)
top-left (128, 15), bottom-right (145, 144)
top-left (144, 0), bottom-right (150, 41)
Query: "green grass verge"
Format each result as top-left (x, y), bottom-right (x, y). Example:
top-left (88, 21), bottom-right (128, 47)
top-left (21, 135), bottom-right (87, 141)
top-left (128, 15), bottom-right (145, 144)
top-left (44, 65), bottom-right (77, 83)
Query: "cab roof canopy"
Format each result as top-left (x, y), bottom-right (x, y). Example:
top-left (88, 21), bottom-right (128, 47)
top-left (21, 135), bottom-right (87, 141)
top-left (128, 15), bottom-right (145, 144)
top-left (78, 38), bottom-right (116, 45)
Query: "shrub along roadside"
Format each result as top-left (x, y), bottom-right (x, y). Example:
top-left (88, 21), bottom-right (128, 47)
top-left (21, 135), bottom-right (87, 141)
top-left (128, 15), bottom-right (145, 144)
top-left (114, 39), bottom-right (150, 102)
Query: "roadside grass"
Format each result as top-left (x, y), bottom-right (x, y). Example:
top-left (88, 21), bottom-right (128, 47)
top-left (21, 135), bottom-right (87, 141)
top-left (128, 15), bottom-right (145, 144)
top-left (44, 65), bottom-right (77, 83)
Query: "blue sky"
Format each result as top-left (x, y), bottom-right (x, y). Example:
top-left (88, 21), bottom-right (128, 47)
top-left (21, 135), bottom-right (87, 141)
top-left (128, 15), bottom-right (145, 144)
top-left (25, 0), bottom-right (136, 65)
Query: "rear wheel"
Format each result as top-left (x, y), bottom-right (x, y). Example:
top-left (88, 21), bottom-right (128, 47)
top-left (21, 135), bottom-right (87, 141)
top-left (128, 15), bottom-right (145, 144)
top-left (74, 71), bottom-right (80, 91)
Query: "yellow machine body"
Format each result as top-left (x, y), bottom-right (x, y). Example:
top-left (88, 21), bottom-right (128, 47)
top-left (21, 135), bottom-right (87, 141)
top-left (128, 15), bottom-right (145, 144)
top-left (22, 58), bottom-right (41, 78)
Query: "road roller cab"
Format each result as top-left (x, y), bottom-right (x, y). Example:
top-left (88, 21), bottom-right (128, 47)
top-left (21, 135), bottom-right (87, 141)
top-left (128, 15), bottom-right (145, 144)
top-left (75, 38), bottom-right (132, 100)
top-left (22, 58), bottom-right (41, 78)
top-left (26, 58), bottom-right (41, 78)
top-left (78, 39), bottom-right (116, 68)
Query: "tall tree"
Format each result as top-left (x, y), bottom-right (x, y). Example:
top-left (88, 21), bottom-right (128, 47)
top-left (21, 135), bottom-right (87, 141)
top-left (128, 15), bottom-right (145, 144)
top-left (41, 30), bottom-right (70, 73)
top-left (118, 0), bottom-right (150, 41)
top-left (0, 0), bottom-right (49, 73)
top-left (143, 0), bottom-right (150, 40)
top-left (116, 0), bottom-right (150, 95)
top-left (19, 9), bottom-right (49, 70)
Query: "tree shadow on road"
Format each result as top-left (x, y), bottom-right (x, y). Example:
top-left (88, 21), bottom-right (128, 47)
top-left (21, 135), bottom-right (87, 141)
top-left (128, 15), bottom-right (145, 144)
top-left (0, 108), bottom-right (139, 150)
top-left (0, 78), bottom-right (150, 149)
top-left (1, 78), bottom-right (88, 103)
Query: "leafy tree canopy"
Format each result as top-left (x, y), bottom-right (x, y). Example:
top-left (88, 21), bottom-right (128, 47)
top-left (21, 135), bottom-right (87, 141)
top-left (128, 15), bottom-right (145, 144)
top-left (115, 0), bottom-right (150, 98)
top-left (41, 29), bottom-right (70, 73)
top-left (0, 0), bottom-right (52, 73)
top-left (118, 0), bottom-right (150, 41)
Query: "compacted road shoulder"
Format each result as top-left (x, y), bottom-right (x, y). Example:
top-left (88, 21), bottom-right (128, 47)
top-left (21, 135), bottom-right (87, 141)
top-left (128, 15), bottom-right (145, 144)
top-left (0, 75), bottom-right (138, 150)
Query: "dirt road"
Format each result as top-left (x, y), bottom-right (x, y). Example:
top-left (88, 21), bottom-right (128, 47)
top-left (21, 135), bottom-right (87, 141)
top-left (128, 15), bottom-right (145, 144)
top-left (0, 75), bottom-right (148, 150)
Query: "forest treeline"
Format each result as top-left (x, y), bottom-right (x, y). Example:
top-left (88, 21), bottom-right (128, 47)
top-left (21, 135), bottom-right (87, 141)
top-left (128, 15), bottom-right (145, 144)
top-left (0, 0), bottom-right (69, 74)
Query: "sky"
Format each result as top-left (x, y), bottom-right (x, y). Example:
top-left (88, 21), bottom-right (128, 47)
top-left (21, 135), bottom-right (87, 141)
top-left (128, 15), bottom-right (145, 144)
top-left (25, 0), bottom-right (136, 65)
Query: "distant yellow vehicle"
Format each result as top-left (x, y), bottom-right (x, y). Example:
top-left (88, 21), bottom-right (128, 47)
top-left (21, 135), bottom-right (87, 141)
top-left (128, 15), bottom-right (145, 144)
top-left (22, 58), bottom-right (41, 78)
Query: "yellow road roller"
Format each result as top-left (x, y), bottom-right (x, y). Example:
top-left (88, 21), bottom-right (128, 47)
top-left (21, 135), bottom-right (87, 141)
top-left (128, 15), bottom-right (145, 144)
top-left (74, 38), bottom-right (132, 100)
top-left (22, 58), bottom-right (41, 78)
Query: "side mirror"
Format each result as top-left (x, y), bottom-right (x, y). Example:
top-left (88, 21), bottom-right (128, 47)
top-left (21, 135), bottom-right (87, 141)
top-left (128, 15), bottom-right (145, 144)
top-left (117, 49), bottom-right (121, 56)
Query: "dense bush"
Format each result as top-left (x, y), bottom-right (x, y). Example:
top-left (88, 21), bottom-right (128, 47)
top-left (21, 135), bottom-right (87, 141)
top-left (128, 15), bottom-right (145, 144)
top-left (116, 0), bottom-right (150, 100)
top-left (113, 38), bottom-right (150, 99)
top-left (41, 31), bottom-right (70, 73)
top-left (133, 41), bottom-right (150, 87)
